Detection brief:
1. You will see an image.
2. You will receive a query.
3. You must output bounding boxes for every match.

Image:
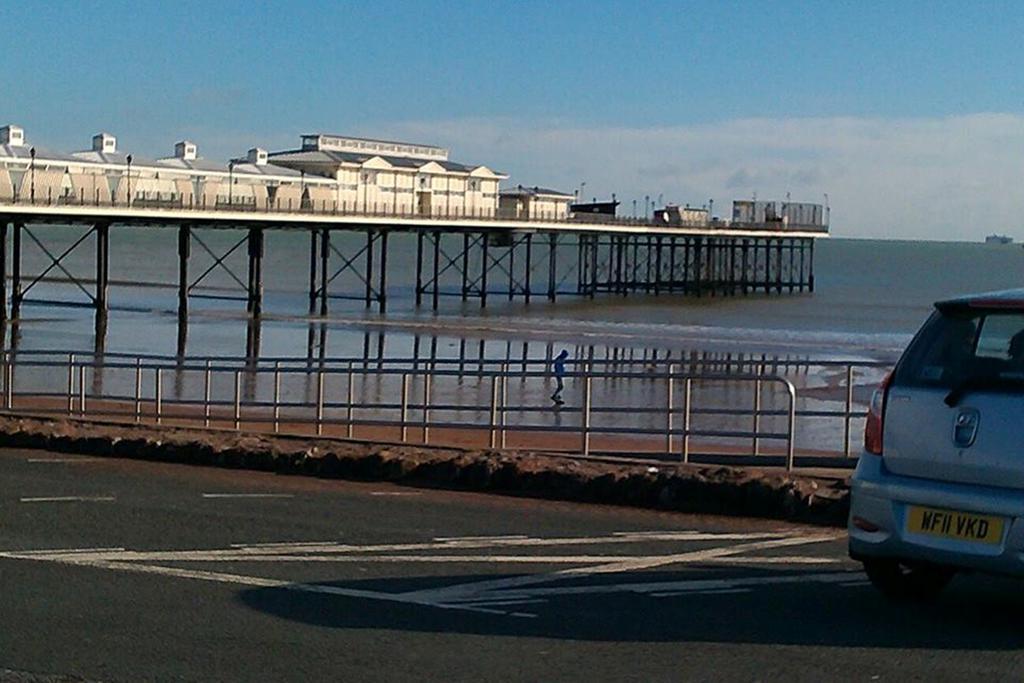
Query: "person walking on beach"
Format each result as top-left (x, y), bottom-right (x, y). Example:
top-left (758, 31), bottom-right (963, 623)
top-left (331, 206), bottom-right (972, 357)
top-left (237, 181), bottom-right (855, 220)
top-left (551, 349), bottom-right (570, 404)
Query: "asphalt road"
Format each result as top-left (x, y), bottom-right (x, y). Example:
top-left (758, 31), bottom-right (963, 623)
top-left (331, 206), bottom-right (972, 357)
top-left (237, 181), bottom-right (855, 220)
top-left (1, 449), bottom-right (1023, 682)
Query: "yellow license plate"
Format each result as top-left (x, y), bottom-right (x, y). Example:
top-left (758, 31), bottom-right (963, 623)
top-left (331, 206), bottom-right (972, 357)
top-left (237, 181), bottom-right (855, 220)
top-left (906, 506), bottom-right (1004, 545)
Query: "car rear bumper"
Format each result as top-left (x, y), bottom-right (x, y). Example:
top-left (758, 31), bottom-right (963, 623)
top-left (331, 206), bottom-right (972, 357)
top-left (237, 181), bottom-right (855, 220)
top-left (849, 454), bottom-right (1024, 576)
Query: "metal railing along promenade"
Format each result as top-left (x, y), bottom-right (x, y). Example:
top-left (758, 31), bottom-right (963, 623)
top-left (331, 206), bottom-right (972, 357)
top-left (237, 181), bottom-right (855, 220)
top-left (0, 351), bottom-right (887, 470)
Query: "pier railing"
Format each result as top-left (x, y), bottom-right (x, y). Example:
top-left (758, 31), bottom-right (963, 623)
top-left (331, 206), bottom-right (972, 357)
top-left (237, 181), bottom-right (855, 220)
top-left (0, 351), bottom-right (885, 470)
top-left (0, 190), bottom-right (829, 234)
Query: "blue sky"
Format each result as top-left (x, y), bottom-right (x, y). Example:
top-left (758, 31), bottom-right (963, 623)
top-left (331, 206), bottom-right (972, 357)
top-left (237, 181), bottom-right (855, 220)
top-left (4, 1), bottom-right (1024, 239)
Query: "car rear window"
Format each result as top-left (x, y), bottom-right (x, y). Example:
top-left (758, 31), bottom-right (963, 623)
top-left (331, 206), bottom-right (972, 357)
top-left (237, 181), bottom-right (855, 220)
top-left (893, 308), bottom-right (1024, 389)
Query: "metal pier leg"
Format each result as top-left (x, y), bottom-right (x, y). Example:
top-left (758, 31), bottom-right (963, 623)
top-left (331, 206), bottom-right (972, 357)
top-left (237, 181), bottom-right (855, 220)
top-left (308, 229), bottom-right (318, 314)
top-left (524, 233), bottom-right (532, 303)
top-left (547, 233), bottom-right (557, 302)
top-left (319, 229), bottom-right (329, 315)
top-left (775, 239), bottom-right (783, 294)
top-left (11, 222), bottom-right (22, 319)
top-left (95, 222), bottom-right (109, 316)
top-left (480, 234), bottom-right (489, 308)
top-left (415, 231), bottom-right (424, 307)
top-left (377, 230), bottom-right (388, 313)
top-left (247, 227), bottom-right (264, 316)
top-left (809, 239), bottom-right (816, 292)
top-left (432, 231), bottom-right (440, 311)
top-left (0, 222), bottom-right (7, 321)
top-left (364, 229), bottom-right (375, 309)
top-left (507, 236), bottom-right (515, 302)
top-left (654, 235), bottom-right (663, 294)
top-left (460, 233), bottom-right (470, 301)
top-left (799, 239), bottom-right (806, 292)
top-left (177, 225), bottom-right (190, 320)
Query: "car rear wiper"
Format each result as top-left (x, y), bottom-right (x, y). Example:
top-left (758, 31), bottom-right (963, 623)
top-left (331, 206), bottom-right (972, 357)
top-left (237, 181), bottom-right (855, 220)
top-left (944, 375), bottom-right (1024, 407)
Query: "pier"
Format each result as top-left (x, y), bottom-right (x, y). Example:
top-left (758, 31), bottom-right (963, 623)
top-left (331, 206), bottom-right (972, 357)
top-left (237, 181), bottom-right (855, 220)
top-left (0, 199), bottom-right (824, 325)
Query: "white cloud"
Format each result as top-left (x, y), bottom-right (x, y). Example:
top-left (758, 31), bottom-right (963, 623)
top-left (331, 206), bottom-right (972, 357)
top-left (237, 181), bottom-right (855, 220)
top-left (385, 114), bottom-right (1024, 240)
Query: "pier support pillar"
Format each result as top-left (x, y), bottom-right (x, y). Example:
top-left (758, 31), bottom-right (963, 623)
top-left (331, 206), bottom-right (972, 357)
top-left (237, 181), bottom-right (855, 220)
top-left (11, 222), bottom-right (22, 319)
top-left (319, 229), bottom-right (329, 315)
top-left (95, 222), bottom-right (110, 316)
top-left (547, 233), bottom-right (557, 301)
top-left (0, 222), bottom-right (7, 321)
top-left (377, 230), bottom-right (388, 314)
top-left (308, 229), bottom-right (318, 314)
top-left (246, 227), bottom-right (264, 316)
top-left (177, 225), bottom-right (190, 320)
top-left (415, 231), bottom-right (424, 307)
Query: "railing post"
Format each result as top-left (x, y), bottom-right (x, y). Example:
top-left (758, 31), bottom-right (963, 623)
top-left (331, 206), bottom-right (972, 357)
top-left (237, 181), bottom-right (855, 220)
top-left (203, 360), bottom-right (211, 428)
top-left (500, 362), bottom-right (509, 449)
top-left (346, 362), bottom-right (354, 438)
top-left (581, 371), bottom-right (592, 456)
top-left (488, 373), bottom-right (499, 449)
top-left (752, 363), bottom-right (764, 455)
top-left (400, 373), bottom-right (410, 443)
top-left (67, 354), bottom-right (75, 415)
top-left (155, 368), bottom-right (163, 425)
top-left (316, 369), bottom-right (325, 436)
top-left (785, 380), bottom-right (797, 471)
top-left (233, 370), bottom-right (242, 430)
top-left (273, 361), bottom-right (281, 434)
top-left (422, 373), bottom-right (432, 444)
top-left (682, 377), bottom-right (692, 463)
top-left (78, 363), bottom-right (87, 416)
top-left (134, 358), bottom-right (142, 423)
top-left (665, 364), bottom-right (675, 454)
top-left (5, 361), bottom-right (12, 410)
top-left (843, 364), bottom-right (854, 458)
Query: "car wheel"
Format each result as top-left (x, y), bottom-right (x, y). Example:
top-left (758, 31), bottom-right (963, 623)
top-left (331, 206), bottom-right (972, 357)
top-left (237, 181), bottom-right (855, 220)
top-left (862, 559), bottom-right (954, 602)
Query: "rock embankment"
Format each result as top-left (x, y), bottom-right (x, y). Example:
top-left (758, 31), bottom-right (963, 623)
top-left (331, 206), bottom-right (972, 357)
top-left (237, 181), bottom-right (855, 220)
top-left (0, 414), bottom-right (850, 526)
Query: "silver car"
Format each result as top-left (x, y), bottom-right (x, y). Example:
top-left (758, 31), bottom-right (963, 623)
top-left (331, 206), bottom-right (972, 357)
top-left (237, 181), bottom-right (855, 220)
top-left (849, 289), bottom-right (1024, 600)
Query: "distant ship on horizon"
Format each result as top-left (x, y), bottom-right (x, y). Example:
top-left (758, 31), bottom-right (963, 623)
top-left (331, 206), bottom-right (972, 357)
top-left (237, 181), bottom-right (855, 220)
top-left (985, 234), bottom-right (1014, 245)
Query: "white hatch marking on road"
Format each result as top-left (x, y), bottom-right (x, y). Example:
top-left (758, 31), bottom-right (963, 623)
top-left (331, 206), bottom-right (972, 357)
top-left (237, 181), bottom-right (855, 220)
top-left (19, 496), bottom-right (115, 503)
top-left (369, 491), bottom-right (422, 497)
top-left (0, 530), bottom-right (849, 617)
top-left (706, 555), bottom-right (841, 565)
top-left (1, 547), bottom-right (126, 556)
top-left (26, 458), bottom-right (101, 464)
top-left (434, 535), bottom-right (530, 542)
top-left (201, 493), bottom-right (295, 499)
top-left (230, 541), bottom-right (340, 549)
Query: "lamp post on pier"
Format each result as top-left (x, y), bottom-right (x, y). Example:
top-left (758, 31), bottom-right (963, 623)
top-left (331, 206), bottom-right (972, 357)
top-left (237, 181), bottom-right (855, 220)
top-left (126, 154), bottom-right (133, 207)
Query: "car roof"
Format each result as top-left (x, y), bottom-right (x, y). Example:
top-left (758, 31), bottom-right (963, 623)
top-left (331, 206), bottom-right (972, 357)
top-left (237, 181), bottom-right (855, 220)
top-left (937, 288), bottom-right (1024, 311)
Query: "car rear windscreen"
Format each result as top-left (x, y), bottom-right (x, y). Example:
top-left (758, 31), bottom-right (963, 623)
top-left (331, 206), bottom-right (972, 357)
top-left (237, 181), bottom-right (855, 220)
top-left (893, 308), bottom-right (1024, 389)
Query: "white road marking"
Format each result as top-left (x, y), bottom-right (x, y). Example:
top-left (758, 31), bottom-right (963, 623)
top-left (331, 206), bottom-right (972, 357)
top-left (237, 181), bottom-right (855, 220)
top-left (201, 493), bottom-right (294, 499)
top-left (0, 529), bottom-right (850, 618)
top-left (369, 492), bottom-right (422, 497)
top-left (26, 458), bottom-right (101, 464)
top-left (401, 534), bottom-right (843, 603)
top-left (435, 535), bottom-right (530, 542)
top-left (707, 555), bottom-right (841, 565)
top-left (19, 496), bottom-right (115, 503)
top-left (651, 588), bottom-right (754, 597)
top-left (2, 547), bottom-right (126, 556)
top-left (229, 541), bottom-right (340, 549)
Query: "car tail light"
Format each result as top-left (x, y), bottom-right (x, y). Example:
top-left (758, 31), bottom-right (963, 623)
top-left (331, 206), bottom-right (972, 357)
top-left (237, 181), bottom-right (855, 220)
top-left (864, 371), bottom-right (893, 455)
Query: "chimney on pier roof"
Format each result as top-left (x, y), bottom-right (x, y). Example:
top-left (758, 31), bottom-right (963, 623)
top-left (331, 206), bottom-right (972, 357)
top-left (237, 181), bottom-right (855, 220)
top-left (1, 125), bottom-right (25, 146)
top-left (174, 140), bottom-right (198, 161)
top-left (92, 132), bottom-right (117, 154)
top-left (247, 147), bottom-right (268, 166)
